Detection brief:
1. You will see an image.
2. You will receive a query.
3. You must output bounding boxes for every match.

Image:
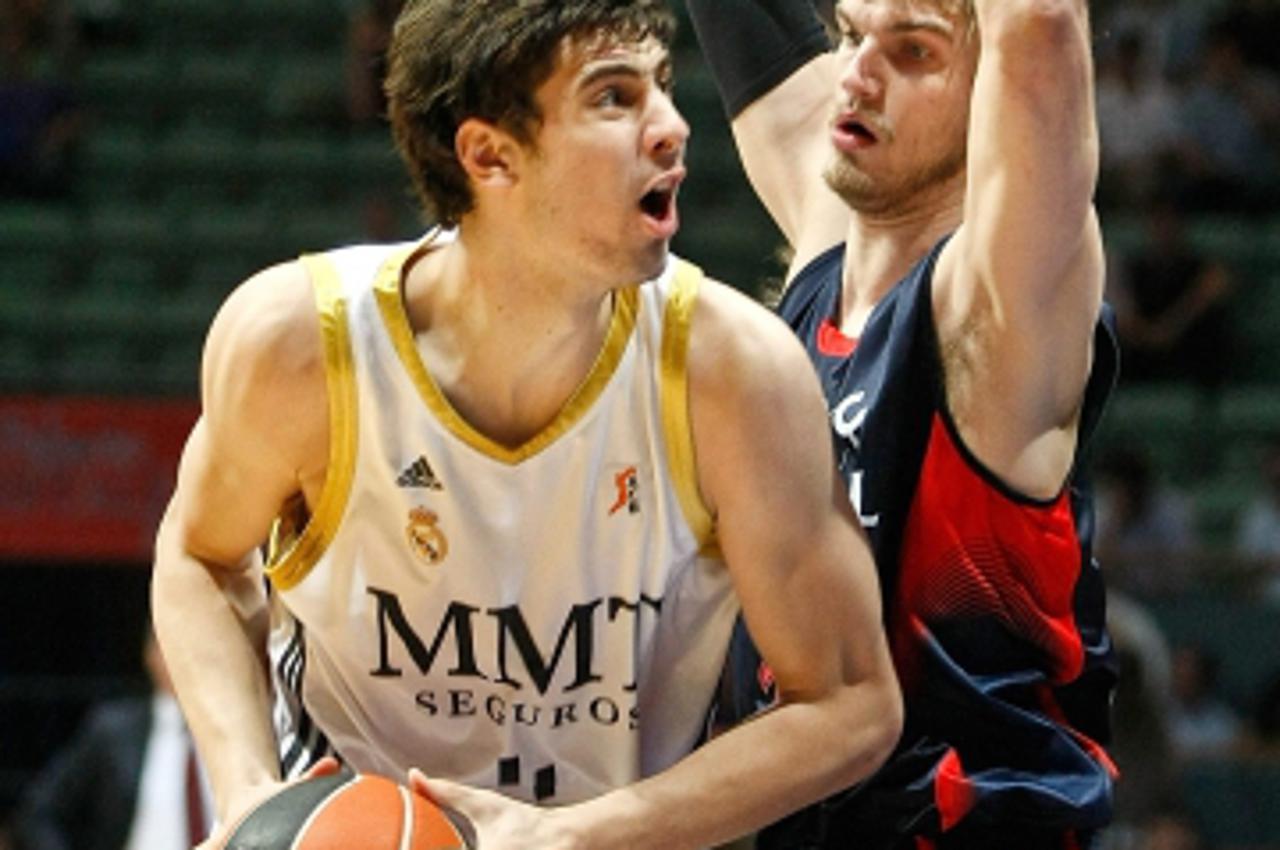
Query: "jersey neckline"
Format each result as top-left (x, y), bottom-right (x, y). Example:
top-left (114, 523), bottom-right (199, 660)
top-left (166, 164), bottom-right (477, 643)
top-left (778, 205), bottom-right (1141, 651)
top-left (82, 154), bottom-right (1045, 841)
top-left (372, 235), bottom-right (641, 466)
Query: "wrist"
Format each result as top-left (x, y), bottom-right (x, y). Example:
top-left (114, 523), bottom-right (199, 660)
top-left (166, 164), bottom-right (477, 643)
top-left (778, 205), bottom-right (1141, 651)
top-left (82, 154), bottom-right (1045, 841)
top-left (551, 793), bottom-right (646, 850)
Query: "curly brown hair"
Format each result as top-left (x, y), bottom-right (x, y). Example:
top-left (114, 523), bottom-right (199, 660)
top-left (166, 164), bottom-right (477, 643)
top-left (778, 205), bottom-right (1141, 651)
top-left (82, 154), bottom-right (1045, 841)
top-left (385, 0), bottom-right (676, 226)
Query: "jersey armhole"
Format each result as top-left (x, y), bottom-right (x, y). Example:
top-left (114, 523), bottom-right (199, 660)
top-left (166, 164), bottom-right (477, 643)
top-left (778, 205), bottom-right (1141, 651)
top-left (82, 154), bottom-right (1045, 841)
top-left (265, 254), bottom-right (359, 590)
top-left (660, 260), bottom-right (720, 557)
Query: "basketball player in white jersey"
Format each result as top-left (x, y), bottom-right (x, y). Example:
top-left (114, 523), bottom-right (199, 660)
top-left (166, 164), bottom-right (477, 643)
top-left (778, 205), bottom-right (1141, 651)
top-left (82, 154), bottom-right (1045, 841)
top-left (151, 2), bottom-right (902, 848)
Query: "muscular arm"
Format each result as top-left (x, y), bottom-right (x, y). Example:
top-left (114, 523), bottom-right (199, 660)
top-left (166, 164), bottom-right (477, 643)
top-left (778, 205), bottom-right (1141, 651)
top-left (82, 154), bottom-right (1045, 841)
top-left (413, 279), bottom-right (900, 850)
top-left (683, 0), bottom-right (848, 274)
top-left (939, 0), bottom-right (1104, 496)
top-left (152, 260), bottom-right (328, 822)
top-left (565, 281), bottom-right (902, 849)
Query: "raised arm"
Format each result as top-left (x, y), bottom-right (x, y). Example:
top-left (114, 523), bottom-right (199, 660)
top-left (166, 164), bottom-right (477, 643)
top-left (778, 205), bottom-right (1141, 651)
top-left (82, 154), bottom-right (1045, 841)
top-left (152, 260), bottom-right (330, 827)
top-left (683, 0), bottom-right (849, 269)
top-left (939, 0), bottom-right (1105, 497)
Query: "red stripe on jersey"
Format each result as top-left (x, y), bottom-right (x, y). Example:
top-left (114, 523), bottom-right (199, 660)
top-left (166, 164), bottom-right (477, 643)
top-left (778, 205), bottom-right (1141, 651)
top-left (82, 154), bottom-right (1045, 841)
top-left (935, 748), bottom-right (977, 831)
top-left (894, 415), bottom-right (1086, 688)
top-left (817, 317), bottom-right (857, 357)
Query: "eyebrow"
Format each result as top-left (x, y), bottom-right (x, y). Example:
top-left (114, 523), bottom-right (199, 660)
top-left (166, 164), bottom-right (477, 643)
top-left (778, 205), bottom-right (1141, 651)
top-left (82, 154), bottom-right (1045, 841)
top-left (577, 56), bottom-right (672, 91)
top-left (836, 8), bottom-right (954, 39)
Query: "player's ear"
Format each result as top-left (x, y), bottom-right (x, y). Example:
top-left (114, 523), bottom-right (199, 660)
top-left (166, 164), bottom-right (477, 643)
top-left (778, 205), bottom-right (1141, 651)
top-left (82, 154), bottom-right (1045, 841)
top-left (455, 118), bottom-right (520, 190)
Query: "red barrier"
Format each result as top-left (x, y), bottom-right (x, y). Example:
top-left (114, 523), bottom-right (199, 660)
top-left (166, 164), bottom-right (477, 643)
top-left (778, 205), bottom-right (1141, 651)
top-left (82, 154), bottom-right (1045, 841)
top-left (0, 397), bottom-right (198, 561)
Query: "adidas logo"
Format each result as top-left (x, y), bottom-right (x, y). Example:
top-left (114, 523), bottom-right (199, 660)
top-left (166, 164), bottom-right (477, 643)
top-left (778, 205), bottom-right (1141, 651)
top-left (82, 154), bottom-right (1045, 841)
top-left (397, 455), bottom-right (443, 490)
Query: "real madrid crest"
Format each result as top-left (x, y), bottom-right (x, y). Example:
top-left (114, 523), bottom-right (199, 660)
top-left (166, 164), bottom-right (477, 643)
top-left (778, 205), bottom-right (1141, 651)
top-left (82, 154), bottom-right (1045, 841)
top-left (406, 507), bottom-right (449, 565)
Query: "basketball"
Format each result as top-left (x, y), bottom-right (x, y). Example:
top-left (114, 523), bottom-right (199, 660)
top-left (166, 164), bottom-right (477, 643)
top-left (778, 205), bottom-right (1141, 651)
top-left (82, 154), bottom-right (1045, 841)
top-left (221, 770), bottom-right (466, 850)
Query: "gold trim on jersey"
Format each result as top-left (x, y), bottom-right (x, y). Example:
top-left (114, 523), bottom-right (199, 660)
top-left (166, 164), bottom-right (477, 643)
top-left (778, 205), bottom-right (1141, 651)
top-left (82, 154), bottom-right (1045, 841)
top-left (661, 260), bottom-right (718, 555)
top-left (265, 254), bottom-right (359, 591)
top-left (373, 250), bottom-right (641, 465)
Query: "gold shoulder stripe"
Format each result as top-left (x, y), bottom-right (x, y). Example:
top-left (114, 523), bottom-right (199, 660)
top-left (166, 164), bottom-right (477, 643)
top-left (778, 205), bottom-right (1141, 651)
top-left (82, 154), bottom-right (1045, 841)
top-left (375, 251), bottom-right (640, 464)
top-left (661, 260), bottom-right (717, 553)
top-left (265, 254), bottom-right (359, 591)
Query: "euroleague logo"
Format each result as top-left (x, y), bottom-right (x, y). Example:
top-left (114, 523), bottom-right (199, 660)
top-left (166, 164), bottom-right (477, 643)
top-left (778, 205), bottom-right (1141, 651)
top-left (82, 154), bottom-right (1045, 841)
top-left (607, 465), bottom-right (640, 516)
top-left (406, 507), bottom-right (449, 565)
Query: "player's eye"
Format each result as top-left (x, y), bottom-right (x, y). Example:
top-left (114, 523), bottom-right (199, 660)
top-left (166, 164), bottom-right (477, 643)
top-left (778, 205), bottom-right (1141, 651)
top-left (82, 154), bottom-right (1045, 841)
top-left (902, 41), bottom-right (931, 61)
top-left (594, 85), bottom-right (629, 109)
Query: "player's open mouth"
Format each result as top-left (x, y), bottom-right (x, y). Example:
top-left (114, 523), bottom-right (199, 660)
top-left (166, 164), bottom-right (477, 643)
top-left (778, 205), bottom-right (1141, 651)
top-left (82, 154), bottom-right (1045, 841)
top-left (641, 188), bottom-right (674, 219)
top-left (639, 171), bottom-right (683, 237)
top-left (845, 121), bottom-right (876, 142)
top-left (833, 114), bottom-right (880, 152)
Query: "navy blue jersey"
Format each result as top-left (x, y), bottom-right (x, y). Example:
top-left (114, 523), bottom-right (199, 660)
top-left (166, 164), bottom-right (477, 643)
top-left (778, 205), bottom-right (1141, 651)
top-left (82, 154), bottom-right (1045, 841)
top-left (721, 239), bottom-right (1119, 849)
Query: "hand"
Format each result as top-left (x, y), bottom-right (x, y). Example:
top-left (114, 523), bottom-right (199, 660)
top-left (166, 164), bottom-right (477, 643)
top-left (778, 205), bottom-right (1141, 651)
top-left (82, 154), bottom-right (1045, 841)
top-left (194, 757), bottom-right (343, 850)
top-left (408, 768), bottom-right (580, 850)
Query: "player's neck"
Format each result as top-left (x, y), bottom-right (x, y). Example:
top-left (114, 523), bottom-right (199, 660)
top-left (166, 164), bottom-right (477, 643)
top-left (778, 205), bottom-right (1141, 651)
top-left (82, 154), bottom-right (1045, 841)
top-left (402, 233), bottom-right (615, 447)
top-left (839, 189), bottom-right (963, 335)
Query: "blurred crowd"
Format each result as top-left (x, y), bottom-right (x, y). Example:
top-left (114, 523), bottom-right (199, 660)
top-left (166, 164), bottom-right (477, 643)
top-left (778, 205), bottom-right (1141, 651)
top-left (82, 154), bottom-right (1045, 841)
top-left (2, 0), bottom-right (1279, 849)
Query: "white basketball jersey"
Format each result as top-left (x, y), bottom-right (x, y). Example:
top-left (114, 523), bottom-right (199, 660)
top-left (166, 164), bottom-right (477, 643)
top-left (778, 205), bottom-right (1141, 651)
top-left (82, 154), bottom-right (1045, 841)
top-left (264, 234), bottom-right (739, 805)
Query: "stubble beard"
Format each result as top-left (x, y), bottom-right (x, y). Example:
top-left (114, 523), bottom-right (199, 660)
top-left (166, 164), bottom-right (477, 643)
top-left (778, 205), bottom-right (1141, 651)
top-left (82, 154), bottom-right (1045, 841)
top-left (823, 138), bottom-right (968, 218)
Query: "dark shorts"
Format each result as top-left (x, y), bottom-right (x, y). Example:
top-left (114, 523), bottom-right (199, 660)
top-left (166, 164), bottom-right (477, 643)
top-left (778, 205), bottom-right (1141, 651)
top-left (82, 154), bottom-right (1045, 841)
top-left (759, 805), bottom-right (1099, 850)
top-left (906, 830), bottom-right (1099, 850)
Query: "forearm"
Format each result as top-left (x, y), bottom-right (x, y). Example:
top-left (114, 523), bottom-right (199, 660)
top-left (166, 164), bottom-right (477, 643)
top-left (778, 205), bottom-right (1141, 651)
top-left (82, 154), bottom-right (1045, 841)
top-left (152, 502), bottom-right (280, 821)
top-left (563, 676), bottom-right (900, 850)
top-left (965, 0), bottom-right (1099, 296)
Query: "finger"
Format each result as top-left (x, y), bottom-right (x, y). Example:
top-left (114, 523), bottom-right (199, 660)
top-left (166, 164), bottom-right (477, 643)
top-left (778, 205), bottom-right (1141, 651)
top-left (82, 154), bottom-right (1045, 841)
top-left (304, 756), bottom-right (342, 780)
top-left (407, 767), bottom-right (432, 797)
top-left (409, 771), bottom-right (481, 814)
top-left (408, 770), bottom-right (479, 849)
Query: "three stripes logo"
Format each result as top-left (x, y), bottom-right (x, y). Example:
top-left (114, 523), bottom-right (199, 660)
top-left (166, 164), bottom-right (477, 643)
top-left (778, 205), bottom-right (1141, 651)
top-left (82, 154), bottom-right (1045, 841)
top-left (397, 454), bottom-right (444, 491)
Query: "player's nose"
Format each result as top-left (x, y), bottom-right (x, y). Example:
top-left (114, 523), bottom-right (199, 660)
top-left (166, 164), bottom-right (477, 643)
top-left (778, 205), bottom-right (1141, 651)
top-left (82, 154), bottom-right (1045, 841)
top-left (646, 90), bottom-right (689, 164)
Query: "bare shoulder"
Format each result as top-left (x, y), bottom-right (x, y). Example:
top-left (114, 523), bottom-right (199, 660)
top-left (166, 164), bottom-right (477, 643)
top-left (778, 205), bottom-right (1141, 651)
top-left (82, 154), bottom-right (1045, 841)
top-left (685, 277), bottom-right (833, 513)
top-left (686, 276), bottom-right (818, 405)
top-left (200, 259), bottom-right (328, 471)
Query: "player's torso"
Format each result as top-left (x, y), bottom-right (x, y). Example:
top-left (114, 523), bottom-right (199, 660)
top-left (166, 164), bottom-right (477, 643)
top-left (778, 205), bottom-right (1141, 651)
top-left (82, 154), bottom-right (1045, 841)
top-left (774, 241), bottom-right (1120, 836)
top-left (265, 239), bottom-right (737, 805)
top-left (777, 242), bottom-right (943, 578)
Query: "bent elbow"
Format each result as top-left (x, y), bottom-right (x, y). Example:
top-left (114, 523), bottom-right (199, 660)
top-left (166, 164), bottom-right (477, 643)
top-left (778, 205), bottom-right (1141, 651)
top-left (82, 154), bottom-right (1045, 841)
top-left (869, 683), bottom-right (904, 769)
top-left (833, 673), bottom-right (904, 789)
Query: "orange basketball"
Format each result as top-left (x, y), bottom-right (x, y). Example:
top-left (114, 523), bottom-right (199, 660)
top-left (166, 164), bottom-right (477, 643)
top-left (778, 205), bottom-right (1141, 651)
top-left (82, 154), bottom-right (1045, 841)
top-left (221, 770), bottom-right (466, 850)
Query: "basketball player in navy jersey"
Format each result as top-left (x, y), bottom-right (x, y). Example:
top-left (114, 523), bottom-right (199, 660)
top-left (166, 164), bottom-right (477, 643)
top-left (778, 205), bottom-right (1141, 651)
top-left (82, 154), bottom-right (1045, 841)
top-left (683, 0), bottom-right (1118, 848)
top-left (150, 2), bottom-right (902, 849)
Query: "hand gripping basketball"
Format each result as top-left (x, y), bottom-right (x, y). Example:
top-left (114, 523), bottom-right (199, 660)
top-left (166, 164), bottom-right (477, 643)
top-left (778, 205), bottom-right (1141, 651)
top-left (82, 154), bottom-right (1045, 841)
top-left (218, 769), bottom-right (467, 850)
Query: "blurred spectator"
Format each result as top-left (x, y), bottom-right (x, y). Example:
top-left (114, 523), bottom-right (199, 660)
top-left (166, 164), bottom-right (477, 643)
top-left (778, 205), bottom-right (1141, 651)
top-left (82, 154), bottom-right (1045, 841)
top-left (1233, 439), bottom-right (1280, 552)
top-left (1137, 808), bottom-right (1208, 850)
top-left (1232, 436), bottom-right (1280, 602)
top-left (1172, 19), bottom-right (1280, 212)
top-left (1095, 30), bottom-right (1182, 207)
top-left (1107, 591), bottom-right (1180, 832)
top-left (1099, 0), bottom-right (1208, 85)
top-left (0, 0), bottom-right (84, 198)
top-left (10, 628), bottom-right (212, 850)
top-left (346, 0), bottom-right (403, 126)
top-left (1096, 446), bottom-right (1198, 593)
top-left (1109, 199), bottom-right (1235, 390)
top-left (1167, 645), bottom-right (1243, 760)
